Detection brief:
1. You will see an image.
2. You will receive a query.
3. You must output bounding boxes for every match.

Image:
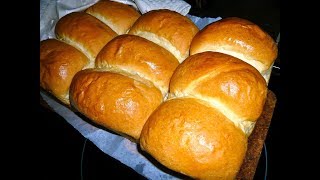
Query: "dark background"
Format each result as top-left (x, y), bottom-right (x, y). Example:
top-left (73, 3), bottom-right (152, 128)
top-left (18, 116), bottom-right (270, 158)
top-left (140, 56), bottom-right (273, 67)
top-left (39, 0), bottom-right (280, 179)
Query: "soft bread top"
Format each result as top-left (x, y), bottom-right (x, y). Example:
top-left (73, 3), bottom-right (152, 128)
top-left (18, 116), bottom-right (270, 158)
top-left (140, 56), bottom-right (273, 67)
top-left (69, 69), bottom-right (162, 140)
top-left (140, 98), bottom-right (247, 179)
top-left (128, 9), bottom-right (199, 63)
top-left (55, 12), bottom-right (117, 67)
top-left (85, 0), bottom-right (141, 34)
top-left (95, 34), bottom-right (179, 97)
top-left (140, 52), bottom-right (267, 179)
top-left (40, 39), bottom-right (89, 105)
top-left (169, 52), bottom-right (267, 135)
top-left (190, 17), bottom-right (278, 77)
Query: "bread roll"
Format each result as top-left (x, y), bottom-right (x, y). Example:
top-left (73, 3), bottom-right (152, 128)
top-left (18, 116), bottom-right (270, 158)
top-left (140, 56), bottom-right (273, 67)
top-left (95, 34), bottom-right (179, 96)
top-left (85, 0), bottom-right (141, 35)
top-left (140, 52), bottom-right (267, 179)
top-left (70, 35), bottom-right (179, 140)
top-left (40, 39), bottom-right (89, 105)
top-left (170, 52), bottom-right (267, 133)
top-left (69, 69), bottom-right (162, 140)
top-left (55, 12), bottom-right (117, 67)
top-left (128, 9), bottom-right (199, 63)
top-left (190, 17), bottom-right (278, 82)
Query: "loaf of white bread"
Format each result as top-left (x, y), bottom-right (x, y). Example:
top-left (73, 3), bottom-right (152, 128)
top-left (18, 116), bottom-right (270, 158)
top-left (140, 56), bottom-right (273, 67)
top-left (40, 1), bottom-right (278, 178)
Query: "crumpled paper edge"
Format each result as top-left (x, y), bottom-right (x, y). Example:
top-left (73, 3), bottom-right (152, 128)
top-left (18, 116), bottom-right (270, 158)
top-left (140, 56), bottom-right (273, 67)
top-left (133, 0), bottom-right (191, 16)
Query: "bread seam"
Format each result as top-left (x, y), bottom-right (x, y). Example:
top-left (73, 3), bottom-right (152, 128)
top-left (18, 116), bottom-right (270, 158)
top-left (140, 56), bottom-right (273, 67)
top-left (168, 94), bottom-right (255, 136)
top-left (56, 34), bottom-right (95, 69)
top-left (171, 66), bottom-right (258, 135)
top-left (131, 31), bottom-right (186, 63)
top-left (94, 65), bottom-right (165, 98)
top-left (86, 12), bottom-right (121, 35)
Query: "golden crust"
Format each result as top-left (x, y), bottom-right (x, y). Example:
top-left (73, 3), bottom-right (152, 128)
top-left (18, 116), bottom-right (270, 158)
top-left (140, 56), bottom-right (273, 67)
top-left (170, 52), bottom-right (267, 123)
top-left (128, 9), bottom-right (199, 62)
top-left (55, 12), bottom-right (117, 63)
top-left (140, 98), bottom-right (247, 179)
top-left (85, 0), bottom-right (141, 34)
top-left (190, 17), bottom-right (278, 73)
top-left (40, 39), bottom-right (88, 105)
top-left (69, 69), bottom-right (163, 140)
top-left (95, 34), bottom-right (179, 96)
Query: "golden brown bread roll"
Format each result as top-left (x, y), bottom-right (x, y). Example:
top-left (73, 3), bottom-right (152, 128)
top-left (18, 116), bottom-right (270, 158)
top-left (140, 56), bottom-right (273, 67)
top-left (95, 34), bottom-right (179, 96)
top-left (170, 52), bottom-right (267, 132)
top-left (128, 9), bottom-right (199, 63)
top-left (69, 69), bottom-right (162, 140)
top-left (55, 12), bottom-right (117, 67)
top-left (70, 34), bottom-right (179, 140)
top-left (140, 98), bottom-right (247, 179)
top-left (140, 52), bottom-right (267, 179)
top-left (190, 17), bottom-right (278, 83)
top-left (85, 0), bottom-right (141, 35)
top-left (40, 39), bottom-right (89, 105)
